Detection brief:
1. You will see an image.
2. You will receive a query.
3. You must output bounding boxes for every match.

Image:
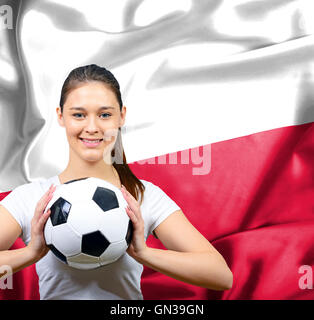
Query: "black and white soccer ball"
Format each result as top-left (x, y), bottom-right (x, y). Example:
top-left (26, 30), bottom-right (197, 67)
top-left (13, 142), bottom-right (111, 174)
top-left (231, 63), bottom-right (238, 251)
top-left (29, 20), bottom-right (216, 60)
top-left (44, 177), bottom-right (133, 270)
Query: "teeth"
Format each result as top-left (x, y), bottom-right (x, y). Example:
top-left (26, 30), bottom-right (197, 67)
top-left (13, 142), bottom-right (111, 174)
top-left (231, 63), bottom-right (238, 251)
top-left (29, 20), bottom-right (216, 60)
top-left (81, 139), bottom-right (101, 143)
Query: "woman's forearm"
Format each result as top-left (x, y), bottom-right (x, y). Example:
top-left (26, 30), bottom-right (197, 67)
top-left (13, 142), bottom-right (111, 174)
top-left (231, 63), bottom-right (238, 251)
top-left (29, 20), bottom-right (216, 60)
top-left (0, 246), bottom-right (40, 280)
top-left (136, 248), bottom-right (233, 291)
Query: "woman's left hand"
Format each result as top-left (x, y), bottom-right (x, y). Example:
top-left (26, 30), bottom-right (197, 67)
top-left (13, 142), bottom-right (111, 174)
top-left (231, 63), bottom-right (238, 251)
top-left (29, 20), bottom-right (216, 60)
top-left (120, 185), bottom-right (148, 262)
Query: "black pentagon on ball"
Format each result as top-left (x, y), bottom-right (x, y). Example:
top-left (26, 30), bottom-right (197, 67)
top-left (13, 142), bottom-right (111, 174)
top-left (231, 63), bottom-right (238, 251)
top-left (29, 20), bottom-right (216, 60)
top-left (82, 231), bottom-right (110, 257)
top-left (125, 219), bottom-right (133, 246)
top-left (50, 197), bottom-right (72, 226)
top-left (48, 244), bottom-right (67, 264)
top-left (92, 187), bottom-right (119, 212)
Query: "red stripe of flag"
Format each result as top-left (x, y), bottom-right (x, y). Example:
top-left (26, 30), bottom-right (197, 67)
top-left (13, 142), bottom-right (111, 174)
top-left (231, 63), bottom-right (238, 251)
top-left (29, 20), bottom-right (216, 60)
top-left (1, 122), bottom-right (314, 299)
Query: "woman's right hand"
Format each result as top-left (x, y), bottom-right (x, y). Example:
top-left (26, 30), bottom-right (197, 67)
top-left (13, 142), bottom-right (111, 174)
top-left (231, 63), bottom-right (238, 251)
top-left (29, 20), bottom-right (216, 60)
top-left (27, 184), bottom-right (57, 259)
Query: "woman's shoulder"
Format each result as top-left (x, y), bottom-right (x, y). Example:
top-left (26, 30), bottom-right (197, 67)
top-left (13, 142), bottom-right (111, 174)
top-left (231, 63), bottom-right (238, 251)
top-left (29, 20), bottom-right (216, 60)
top-left (138, 179), bottom-right (173, 201)
top-left (139, 179), bottom-right (173, 191)
top-left (139, 179), bottom-right (158, 192)
top-left (139, 178), bottom-right (152, 187)
top-left (138, 179), bottom-right (157, 203)
top-left (138, 179), bottom-right (180, 209)
top-left (7, 175), bottom-right (58, 195)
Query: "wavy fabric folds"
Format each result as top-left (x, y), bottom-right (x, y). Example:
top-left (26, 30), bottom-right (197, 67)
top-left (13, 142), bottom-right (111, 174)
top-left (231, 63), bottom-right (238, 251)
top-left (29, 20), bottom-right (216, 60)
top-left (1, 122), bottom-right (314, 299)
top-left (1, 0), bottom-right (314, 190)
top-left (1, 0), bottom-right (314, 300)
top-left (133, 122), bottom-right (314, 300)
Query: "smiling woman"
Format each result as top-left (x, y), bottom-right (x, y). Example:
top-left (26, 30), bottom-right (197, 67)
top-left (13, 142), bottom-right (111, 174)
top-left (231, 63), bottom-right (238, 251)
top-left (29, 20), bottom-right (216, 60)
top-left (72, 106), bottom-right (114, 146)
top-left (0, 64), bottom-right (233, 300)
top-left (61, 95), bottom-right (120, 165)
top-left (56, 65), bottom-right (145, 199)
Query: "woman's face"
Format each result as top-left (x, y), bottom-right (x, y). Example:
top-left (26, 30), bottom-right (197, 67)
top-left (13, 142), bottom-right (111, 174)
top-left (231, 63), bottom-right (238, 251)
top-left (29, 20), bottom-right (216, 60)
top-left (56, 81), bottom-right (126, 163)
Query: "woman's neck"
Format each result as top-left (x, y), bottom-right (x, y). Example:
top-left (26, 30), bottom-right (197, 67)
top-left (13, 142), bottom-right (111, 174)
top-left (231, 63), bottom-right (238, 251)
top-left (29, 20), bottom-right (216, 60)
top-left (58, 161), bottom-right (120, 187)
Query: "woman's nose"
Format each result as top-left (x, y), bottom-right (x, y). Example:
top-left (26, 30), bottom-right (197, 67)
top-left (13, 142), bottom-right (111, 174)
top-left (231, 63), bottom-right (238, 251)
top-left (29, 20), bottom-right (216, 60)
top-left (84, 116), bottom-right (99, 133)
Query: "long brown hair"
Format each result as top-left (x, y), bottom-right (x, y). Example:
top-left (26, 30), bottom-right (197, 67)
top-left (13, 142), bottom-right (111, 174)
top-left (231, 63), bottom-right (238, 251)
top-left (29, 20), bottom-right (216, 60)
top-left (59, 64), bottom-right (145, 204)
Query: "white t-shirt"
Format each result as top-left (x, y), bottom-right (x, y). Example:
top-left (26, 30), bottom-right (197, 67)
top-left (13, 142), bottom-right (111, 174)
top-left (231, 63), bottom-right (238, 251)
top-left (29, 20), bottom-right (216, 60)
top-left (0, 175), bottom-right (181, 300)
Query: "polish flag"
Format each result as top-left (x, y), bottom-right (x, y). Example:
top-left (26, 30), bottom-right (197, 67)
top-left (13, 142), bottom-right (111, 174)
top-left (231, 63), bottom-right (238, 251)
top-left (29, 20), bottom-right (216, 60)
top-left (1, 121), bottom-right (314, 300)
top-left (1, 1), bottom-right (314, 300)
top-left (131, 121), bottom-right (314, 300)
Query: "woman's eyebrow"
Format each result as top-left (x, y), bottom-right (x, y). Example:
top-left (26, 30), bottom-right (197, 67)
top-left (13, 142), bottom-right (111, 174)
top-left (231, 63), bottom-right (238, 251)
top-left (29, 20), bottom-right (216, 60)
top-left (69, 106), bottom-right (115, 111)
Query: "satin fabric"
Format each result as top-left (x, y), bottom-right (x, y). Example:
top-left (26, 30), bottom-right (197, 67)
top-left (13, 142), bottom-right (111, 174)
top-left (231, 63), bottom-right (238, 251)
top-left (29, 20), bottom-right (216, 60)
top-left (1, 0), bottom-right (314, 300)
top-left (1, 122), bottom-right (314, 299)
top-left (137, 122), bottom-right (314, 300)
top-left (1, 0), bottom-right (314, 190)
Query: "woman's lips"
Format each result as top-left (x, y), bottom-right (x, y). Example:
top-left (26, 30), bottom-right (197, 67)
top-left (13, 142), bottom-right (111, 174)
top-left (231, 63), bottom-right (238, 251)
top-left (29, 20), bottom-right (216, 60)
top-left (79, 138), bottom-right (103, 148)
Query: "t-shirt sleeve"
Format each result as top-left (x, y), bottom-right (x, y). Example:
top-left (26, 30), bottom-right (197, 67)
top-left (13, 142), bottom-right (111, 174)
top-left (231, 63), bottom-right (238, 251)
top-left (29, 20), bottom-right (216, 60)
top-left (0, 185), bottom-right (29, 243)
top-left (146, 183), bottom-right (181, 238)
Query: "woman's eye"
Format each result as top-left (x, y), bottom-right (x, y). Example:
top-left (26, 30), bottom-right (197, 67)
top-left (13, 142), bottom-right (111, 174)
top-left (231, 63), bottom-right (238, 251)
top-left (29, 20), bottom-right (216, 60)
top-left (72, 113), bottom-right (111, 119)
top-left (100, 113), bottom-right (111, 119)
top-left (73, 113), bottom-right (84, 118)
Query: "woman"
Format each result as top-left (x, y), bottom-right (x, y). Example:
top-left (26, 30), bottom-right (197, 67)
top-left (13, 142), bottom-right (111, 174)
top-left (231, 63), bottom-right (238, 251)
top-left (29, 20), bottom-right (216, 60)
top-left (0, 64), bottom-right (233, 299)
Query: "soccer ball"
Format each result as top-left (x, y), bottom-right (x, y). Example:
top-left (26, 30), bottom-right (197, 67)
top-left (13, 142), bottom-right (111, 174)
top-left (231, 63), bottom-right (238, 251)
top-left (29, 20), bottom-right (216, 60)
top-left (44, 177), bottom-right (133, 270)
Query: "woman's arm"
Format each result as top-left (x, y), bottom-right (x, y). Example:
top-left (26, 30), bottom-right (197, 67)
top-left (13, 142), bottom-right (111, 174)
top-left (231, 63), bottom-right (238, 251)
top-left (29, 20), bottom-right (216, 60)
top-left (136, 211), bottom-right (232, 291)
top-left (121, 185), bottom-right (233, 291)
top-left (0, 246), bottom-right (42, 280)
top-left (0, 184), bottom-right (56, 280)
top-left (0, 205), bottom-right (39, 279)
